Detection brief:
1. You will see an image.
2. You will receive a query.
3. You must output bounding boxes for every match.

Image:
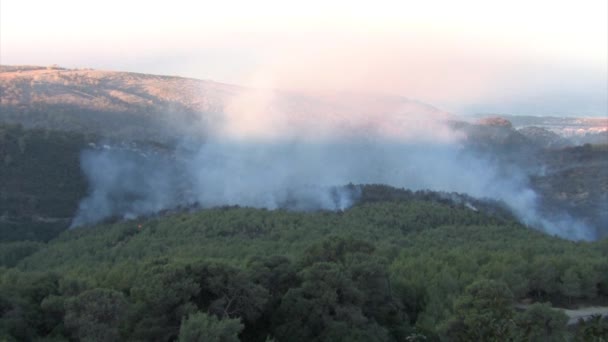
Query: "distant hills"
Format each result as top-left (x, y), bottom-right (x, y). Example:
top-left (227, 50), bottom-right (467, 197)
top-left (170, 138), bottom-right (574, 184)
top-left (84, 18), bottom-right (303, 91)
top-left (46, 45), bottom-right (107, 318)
top-left (450, 117), bottom-right (607, 235)
top-left (2, 65), bottom-right (604, 144)
top-left (0, 65), bottom-right (448, 142)
top-left (0, 65), bottom-right (239, 141)
top-left (1, 66), bottom-right (607, 342)
top-left (0, 65), bottom-right (606, 240)
top-left (470, 114), bottom-right (607, 146)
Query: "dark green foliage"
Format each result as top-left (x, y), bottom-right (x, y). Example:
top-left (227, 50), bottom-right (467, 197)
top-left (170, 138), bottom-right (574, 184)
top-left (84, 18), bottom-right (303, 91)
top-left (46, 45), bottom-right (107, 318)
top-left (274, 261), bottom-right (390, 341)
top-left (561, 268), bottom-right (582, 304)
top-left (64, 288), bottom-right (128, 341)
top-left (0, 104), bottom-right (185, 144)
top-left (445, 280), bottom-right (515, 341)
top-left (0, 190), bottom-right (606, 341)
top-left (573, 315), bottom-right (608, 341)
top-left (275, 237), bottom-right (409, 341)
top-left (0, 241), bottom-right (43, 267)
top-left (0, 270), bottom-right (63, 340)
top-left (190, 262), bottom-right (269, 323)
top-left (128, 261), bottom-right (200, 341)
top-left (178, 312), bottom-right (243, 342)
top-left (0, 124), bottom-right (88, 242)
top-left (514, 302), bottom-right (569, 341)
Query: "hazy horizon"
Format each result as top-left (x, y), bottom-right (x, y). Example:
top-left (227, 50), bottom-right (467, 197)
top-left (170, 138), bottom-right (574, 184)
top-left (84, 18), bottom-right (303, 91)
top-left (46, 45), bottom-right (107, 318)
top-left (1, 0), bottom-right (606, 117)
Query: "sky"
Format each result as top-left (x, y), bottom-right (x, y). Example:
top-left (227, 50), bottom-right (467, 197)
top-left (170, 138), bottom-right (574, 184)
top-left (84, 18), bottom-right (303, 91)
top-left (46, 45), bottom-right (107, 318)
top-left (1, 0), bottom-right (607, 116)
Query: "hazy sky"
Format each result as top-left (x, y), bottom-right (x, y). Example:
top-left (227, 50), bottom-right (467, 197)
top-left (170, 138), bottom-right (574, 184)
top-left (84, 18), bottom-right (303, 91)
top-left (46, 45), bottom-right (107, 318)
top-left (1, 0), bottom-right (606, 116)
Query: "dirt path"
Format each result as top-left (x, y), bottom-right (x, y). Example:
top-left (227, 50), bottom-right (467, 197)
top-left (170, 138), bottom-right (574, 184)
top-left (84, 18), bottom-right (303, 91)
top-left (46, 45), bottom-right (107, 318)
top-left (516, 304), bottom-right (608, 325)
top-left (561, 306), bottom-right (608, 325)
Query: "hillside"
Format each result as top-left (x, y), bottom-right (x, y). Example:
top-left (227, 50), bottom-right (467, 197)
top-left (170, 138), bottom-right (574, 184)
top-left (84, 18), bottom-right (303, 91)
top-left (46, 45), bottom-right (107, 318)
top-left (0, 66), bottom-right (606, 241)
top-left (1, 190), bottom-right (607, 341)
top-left (0, 65), bottom-right (448, 142)
top-left (0, 67), bottom-right (606, 341)
top-left (470, 114), bottom-right (608, 145)
top-left (3, 122), bottom-right (603, 242)
top-left (531, 144), bottom-right (608, 231)
top-left (0, 65), bottom-right (239, 141)
top-left (450, 118), bottom-right (608, 238)
top-left (0, 124), bottom-right (88, 242)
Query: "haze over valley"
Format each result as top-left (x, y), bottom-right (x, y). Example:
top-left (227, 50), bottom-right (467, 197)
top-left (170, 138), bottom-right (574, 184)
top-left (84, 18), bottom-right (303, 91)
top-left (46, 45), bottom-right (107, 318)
top-left (1, 65), bottom-right (606, 240)
top-left (1, 1), bottom-right (607, 341)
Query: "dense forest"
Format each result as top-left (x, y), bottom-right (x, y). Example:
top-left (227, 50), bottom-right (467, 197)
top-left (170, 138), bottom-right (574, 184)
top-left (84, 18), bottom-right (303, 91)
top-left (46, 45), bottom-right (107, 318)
top-left (0, 124), bottom-right (87, 242)
top-left (1, 185), bottom-right (607, 341)
top-left (0, 124), bottom-right (607, 341)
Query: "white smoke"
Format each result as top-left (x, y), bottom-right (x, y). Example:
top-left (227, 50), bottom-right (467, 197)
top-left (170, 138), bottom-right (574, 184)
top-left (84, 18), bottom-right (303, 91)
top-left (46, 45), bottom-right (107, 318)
top-left (70, 89), bottom-right (597, 241)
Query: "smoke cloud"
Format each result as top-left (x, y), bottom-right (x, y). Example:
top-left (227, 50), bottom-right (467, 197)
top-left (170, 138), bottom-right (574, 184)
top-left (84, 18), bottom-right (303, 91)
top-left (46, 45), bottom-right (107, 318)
top-left (70, 89), bottom-right (597, 241)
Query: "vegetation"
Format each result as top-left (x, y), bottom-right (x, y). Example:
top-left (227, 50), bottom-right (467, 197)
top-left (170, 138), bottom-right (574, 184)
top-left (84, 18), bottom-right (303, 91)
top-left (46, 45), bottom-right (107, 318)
top-left (0, 123), bottom-right (606, 340)
top-left (0, 67), bottom-right (219, 142)
top-left (0, 124), bottom-right (87, 242)
top-left (1, 192), bottom-right (606, 341)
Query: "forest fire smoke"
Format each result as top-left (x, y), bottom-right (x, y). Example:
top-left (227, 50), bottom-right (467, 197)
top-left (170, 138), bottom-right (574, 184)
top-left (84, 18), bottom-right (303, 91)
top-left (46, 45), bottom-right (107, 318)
top-left (71, 86), bottom-right (596, 240)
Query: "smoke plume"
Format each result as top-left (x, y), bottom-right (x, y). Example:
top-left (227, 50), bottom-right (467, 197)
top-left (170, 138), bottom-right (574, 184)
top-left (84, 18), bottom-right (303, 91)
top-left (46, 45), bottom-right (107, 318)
top-left (70, 88), bottom-right (596, 241)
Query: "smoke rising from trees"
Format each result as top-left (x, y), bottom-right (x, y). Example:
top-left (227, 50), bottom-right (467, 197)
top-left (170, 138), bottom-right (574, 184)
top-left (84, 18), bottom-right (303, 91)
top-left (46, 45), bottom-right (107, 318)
top-left (70, 90), bottom-right (596, 240)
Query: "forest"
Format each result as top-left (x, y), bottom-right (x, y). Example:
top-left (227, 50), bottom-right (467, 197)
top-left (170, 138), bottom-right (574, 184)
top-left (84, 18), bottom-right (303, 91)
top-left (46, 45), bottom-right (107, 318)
top-left (0, 124), bottom-right (87, 242)
top-left (1, 186), bottom-right (607, 341)
top-left (0, 124), bottom-right (607, 341)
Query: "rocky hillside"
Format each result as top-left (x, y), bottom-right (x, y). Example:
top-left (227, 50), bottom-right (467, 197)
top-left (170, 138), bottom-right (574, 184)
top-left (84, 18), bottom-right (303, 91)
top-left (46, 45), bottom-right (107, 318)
top-left (517, 126), bottom-right (570, 149)
top-left (531, 144), bottom-right (608, 233)
top-left (0, 65), bottom-right (448, 142)
top-left (1, 66), bottom-right (606, 239)
top-left (472, 114), bottom-right (608, 145)
top-left (449, 117), bottom-right (608, 238)
top-left (0, 66), bottom-right (240, 141)
top-left (0, 65), bottom-right (235, 113)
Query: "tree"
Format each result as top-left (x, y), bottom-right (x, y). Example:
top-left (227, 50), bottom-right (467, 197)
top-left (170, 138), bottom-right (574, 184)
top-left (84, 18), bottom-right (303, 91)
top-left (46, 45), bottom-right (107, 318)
top-left (64, 288), bottom-right (128, 342)
top-left (574, 315), bottom-right (608, 341)
top-left (528, 257), bottom-right (560, 299)
top-left (274, 262), bottom-right (365, 341)
top-left (274, 260), bottom-right (395, 342)
top-left (514, 303), bottom-right (568, 341)
top-left (178, 312), bottom-right (243, 342)
top-left (129, 262), bottom-right (200, 341)
top-left (445, 279), bottom-right (516, 341)
top-left (300, 236), bottom-right (375, 267)
top-left (190, 262), bottom-right (269, 323)
top-left (560, 268), bottom-right (581, 305)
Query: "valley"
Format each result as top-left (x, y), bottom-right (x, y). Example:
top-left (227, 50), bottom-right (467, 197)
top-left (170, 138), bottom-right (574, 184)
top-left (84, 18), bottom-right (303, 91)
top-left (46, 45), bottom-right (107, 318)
top-left (0, 65), bottom-right (606, 341)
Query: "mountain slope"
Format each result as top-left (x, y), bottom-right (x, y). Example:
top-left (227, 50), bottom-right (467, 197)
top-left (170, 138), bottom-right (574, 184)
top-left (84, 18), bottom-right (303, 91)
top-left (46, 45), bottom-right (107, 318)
top-left (0, 65), bottom-right (239, 141)
top-left (0, 124), bottom-right (88, 241)
top-left (1, 193), bottom-right (607, 341)
top-left (1, 66), bottom-right (606, 240)
top-left (0, 65), bottom-right (448, 142)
